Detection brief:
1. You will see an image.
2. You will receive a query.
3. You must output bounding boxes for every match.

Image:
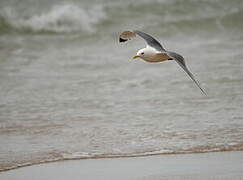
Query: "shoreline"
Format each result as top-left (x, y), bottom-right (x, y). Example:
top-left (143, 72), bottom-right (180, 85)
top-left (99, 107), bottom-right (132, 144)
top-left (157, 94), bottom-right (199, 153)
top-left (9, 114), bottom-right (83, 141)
top-left (1, 149), bottom-right (242, 173)
top-left (1, 151), bottom-right (243, 180)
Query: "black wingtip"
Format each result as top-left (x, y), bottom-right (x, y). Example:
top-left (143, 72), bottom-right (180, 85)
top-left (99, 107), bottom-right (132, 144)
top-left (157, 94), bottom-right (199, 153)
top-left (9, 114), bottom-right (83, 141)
top-left (119, 38), bottom-right (127, 43)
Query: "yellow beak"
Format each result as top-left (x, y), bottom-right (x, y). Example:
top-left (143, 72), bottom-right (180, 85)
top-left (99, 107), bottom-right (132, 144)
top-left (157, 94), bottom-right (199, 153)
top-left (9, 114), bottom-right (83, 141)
top-left (133, 55), bottom-right (140, 59)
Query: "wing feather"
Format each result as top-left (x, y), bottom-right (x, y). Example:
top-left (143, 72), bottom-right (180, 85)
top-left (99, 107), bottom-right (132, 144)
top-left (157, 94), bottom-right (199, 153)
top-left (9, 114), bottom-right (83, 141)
top-left (119, 30), bottom-right (165, 52)
top-left (168, 51), bottom-right (207, 95)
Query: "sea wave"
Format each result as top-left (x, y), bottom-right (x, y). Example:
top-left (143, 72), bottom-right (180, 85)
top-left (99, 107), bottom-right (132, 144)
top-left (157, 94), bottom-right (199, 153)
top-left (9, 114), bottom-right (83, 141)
top-left (0, 0), bottom-right (242, 35)
top-left (0, 4), bottom-right (106, 34)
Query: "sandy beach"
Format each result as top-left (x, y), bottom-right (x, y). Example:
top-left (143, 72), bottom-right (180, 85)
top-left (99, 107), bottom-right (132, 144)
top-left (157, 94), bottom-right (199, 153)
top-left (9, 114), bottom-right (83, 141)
top-left (1, 151), bottom-right (243, 180)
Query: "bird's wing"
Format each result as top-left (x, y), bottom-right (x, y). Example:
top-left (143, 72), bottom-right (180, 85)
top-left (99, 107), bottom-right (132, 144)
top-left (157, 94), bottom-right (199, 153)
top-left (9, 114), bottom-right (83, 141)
top-left (119, 30), bottom-right (166, 52)
top-left (168, 51), bottom-right (207, 95)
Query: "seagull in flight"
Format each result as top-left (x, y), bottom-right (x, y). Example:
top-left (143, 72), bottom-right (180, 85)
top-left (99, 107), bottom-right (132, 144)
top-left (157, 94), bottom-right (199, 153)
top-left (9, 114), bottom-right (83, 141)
top-left (119, 30), bottom-right (206, 95)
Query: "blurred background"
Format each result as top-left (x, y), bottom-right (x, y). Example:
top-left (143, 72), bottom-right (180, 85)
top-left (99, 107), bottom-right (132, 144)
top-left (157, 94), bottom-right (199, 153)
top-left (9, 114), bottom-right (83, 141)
top-left (0, 0), bottom-right (243, 171)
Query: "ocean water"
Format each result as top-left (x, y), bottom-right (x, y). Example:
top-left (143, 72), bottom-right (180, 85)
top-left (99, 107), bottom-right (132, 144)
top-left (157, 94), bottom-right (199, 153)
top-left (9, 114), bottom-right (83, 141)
top-left (0, 0), bottom-right (243, 171)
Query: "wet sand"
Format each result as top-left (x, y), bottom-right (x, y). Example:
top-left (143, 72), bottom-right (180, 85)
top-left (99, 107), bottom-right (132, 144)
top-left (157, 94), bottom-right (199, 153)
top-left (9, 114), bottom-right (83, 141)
top-left (0, 151), bottom-right (243, 180)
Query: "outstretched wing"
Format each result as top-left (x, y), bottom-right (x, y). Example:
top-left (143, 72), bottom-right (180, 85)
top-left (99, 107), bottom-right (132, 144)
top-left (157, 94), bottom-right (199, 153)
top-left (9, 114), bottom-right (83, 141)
top-left (119, 30), bottom-right (166, 52)
top-left (168, 51), bottom-right (207, 95)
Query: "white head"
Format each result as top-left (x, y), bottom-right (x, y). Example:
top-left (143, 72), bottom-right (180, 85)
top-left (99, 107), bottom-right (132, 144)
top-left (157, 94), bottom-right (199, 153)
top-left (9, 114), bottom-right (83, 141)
top-left (133, 47), bottom-right (156, 61)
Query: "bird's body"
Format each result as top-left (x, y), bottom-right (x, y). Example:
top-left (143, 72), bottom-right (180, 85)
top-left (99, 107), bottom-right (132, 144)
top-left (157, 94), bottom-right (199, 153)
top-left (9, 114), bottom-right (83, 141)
top-left (119, 30), bottom-right (206, 95)
top-left (135, 46), bottom-right (171, 63)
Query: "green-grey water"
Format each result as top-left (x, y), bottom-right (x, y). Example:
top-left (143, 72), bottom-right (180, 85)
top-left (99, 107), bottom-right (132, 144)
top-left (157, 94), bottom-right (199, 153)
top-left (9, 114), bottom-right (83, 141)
top-left (0, 0), bottom-right (243, 171)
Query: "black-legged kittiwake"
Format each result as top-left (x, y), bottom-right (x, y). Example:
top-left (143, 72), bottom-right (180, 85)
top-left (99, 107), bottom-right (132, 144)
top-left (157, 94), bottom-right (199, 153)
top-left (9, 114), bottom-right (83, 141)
top-left (119, 30), bottom-right (206, 95)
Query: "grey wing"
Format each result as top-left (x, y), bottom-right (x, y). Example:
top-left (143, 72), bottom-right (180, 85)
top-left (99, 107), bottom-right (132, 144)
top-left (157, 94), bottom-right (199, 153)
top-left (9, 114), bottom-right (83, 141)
top-left (134, 30), bottom-right (165, 51)
top-left (168, 51), bottom-right (207, 95)
top-left (119, 30), bottom-right (166, 52)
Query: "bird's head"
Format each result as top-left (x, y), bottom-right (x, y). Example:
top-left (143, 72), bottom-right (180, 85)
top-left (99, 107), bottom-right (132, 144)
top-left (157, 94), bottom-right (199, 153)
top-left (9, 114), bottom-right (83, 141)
top-left (133, 48), bottom-right (146, 60)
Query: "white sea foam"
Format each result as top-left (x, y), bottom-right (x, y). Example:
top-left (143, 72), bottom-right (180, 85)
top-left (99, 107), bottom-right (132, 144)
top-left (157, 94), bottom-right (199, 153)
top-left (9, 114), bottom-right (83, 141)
top-left (1, 4), bottom-right (107, 33)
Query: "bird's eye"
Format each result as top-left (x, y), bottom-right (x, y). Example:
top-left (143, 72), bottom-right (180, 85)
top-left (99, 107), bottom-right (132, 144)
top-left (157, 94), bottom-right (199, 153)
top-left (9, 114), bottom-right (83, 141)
top-left (141, 52), bottom-right (144, 55)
